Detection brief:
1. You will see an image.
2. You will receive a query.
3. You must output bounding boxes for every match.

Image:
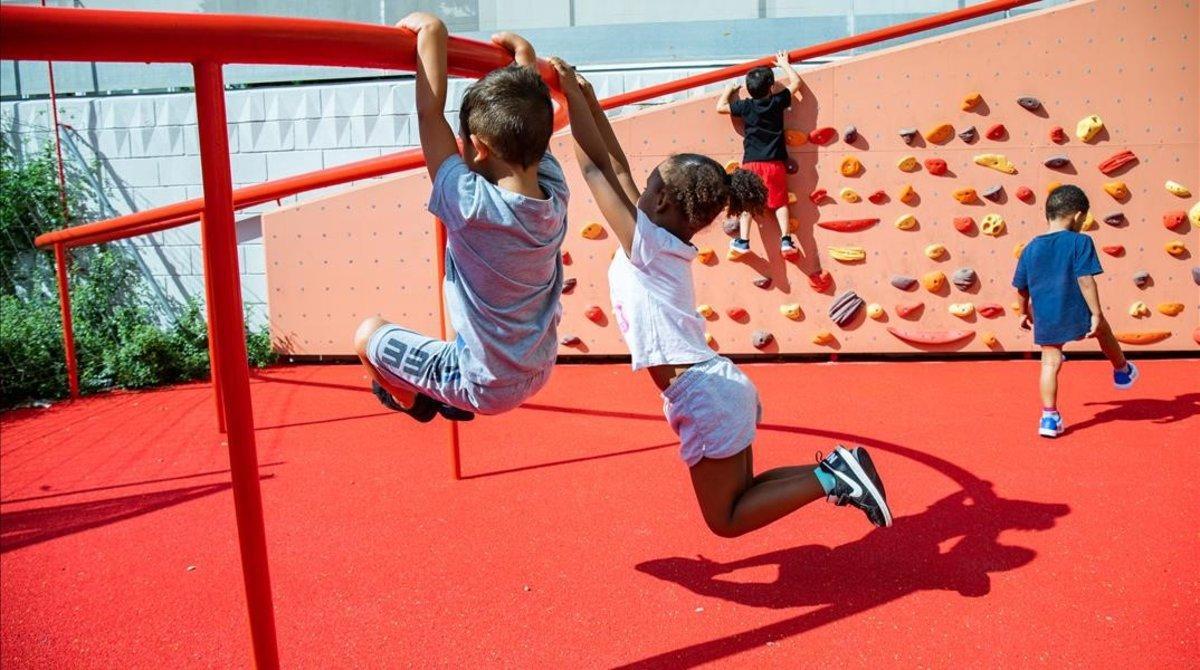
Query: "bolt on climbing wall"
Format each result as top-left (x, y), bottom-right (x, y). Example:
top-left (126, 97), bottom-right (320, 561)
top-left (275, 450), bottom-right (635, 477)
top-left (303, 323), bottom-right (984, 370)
top-left (264, 0), bottom-right (1199, 357)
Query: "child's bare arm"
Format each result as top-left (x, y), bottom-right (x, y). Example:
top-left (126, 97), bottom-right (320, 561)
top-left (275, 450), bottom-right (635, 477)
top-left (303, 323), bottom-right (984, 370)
top-left (399, 13), bottom-right (457, 180)
top-left (715, 84), bottom-right (738, 114)
top-left (1077, 275), bottom-right (1105, 337)
top-left (551, 57), bottom-right (636, 254)
top-left (491, 31), bottom-right (537, 68)
top-left (1017, 288), bottom-right (1032, 330)
top-left (572, 72), bottom-right (640, 205)
top-left (774, 51), bottom-right (802, 96)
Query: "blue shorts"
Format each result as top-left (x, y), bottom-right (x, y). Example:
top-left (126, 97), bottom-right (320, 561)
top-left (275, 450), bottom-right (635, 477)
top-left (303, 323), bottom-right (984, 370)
top-left (366, 324), bottom-right (549, 415)
top-left (662, 356), bottom-right (761, 467)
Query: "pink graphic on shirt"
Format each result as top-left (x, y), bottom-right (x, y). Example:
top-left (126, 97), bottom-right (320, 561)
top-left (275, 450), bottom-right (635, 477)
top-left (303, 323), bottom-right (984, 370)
top-left (613, 303), bottom-right (630, 333)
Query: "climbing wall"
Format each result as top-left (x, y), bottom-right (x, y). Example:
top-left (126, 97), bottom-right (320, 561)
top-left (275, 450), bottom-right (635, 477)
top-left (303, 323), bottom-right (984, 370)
top-left (264, 0), bottom-right (1199, 356)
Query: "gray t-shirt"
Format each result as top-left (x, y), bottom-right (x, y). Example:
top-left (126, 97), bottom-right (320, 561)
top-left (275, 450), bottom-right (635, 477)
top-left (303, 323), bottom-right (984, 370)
top-left (428, 153), bottom-right (568, 386)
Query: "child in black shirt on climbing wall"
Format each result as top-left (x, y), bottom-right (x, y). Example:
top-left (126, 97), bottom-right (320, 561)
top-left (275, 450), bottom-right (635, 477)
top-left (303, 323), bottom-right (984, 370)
top-left (716, 52), bottom-right (801, 263)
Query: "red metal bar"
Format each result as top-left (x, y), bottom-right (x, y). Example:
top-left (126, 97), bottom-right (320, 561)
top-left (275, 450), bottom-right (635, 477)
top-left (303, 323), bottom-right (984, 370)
top-left (53, 244), bottom-right (80, 399)
top-left (194, 62), bottom-right (279, 669)
top-left (198, 215), bottom-right (228, 434)
top-left (434, 219), bottom-right (463, 480)
top-left (0, 5), bottom-right (561, 86)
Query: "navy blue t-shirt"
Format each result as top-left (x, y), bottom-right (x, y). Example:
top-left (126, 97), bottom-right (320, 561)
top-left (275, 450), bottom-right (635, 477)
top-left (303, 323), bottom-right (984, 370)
top-left (1012, 230), bottom-right (1103, 345)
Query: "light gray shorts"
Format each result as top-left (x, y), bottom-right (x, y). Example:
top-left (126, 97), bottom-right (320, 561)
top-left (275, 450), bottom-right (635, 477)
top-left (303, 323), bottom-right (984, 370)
top-left (365, 324), bottom-right (549, 415)
top-left (662, 355), bottom-right (762, 467)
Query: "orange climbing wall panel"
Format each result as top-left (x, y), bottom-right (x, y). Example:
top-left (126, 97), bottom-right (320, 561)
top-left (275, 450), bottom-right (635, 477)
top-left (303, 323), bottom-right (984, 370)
top-left (264, 0), bottom-right (1199, 356)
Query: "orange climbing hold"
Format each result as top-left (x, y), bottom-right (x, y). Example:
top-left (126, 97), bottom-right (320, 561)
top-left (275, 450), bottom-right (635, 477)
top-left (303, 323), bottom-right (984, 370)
top-left (954, 217), bottom-right (975, 234)
top-left (1097, 150), bottom-right (1138, 175)
top-left (1101, 245), bottom-right (1125, 256)
top-left (1165, 240), bottom-right (1187, 257)
top-left (898, 184), bottom-right (918, 205)
top-left (840, 156), bottom-right (863, 177)
top-left (726, 306), bottom-right (749, 320)
top-left (581, 222), bottom-right (605, 239)
top-left (887, 327), bottom-right (974, 345)
top-left (1103, 181), bottom-right (1130, 200)
top-left (818, 218), bottom-right (879, 232)
top-left (921, 270), bottom-right (947, 292)
top-left (982, 331), bottom-right (999, 347)
top-left (953, 188), bottom-right (978, 204)
top-left (897, 155), bottom-right (920, 172)
top-left (785, 130), bottom-right (808, 147)
top-left (895, 302), bottom-right (924, 319)
top-left (1115, 331), bottom-right (1171, 345)
top-left (1163, 211), bottom-right (1187, 231)
top-left (809, 127), bottom-right (837, 145)
top-left (961, 92), bottom-right (983, 111)
top-left (924, 158), bottom-right (948, 175)
top-left (1158, 302), bottom-right (1185, 316)
top-left (723, 160), bottom-right (740, 174)
top-left (696, 247), bottom-right (716, 263)
top-left (696, 304), bottom-right (716, 319)
top-left (812, 330), bottom-right (835, 345)
top-left (924, 123), bottom-right (954, 144)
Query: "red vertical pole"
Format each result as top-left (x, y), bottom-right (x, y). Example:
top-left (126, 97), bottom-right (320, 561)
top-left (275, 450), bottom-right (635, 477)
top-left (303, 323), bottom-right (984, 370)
top-left (42, 0), bottom-right (69, 222)
top-left (198, 214), bottom-right (228, 433)
top-left (53, 243), bottom-right (80, 399)
top-left (193, 61), bottom-right (279, 670)
top-left (434, 219), bottom-right (462, 480)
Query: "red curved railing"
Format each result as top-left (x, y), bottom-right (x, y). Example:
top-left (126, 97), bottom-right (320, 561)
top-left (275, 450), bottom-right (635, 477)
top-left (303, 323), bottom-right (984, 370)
top-left (0, 1), bottom-right (1041, 667)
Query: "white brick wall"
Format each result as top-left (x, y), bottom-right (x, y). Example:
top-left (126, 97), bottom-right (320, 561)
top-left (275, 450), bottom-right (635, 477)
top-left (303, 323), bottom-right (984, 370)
top-left (0, 67), bottom-right (720, 333)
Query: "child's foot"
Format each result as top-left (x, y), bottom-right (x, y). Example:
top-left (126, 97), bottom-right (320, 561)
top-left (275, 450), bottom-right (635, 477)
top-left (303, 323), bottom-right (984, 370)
top-left (727, 238), bottom-right (750, 260)
top-left (781, 236), bottom-right (800, 260)
top-left (818, 446), bottom-right (892, 527)
top-left (1038, 412), bottom-right (1064, 438)
top-left (437, 403), bottom-right (476, 422)
top-left (372, 380), bottom-right (438, 423)
top-left (1113, 361), bottom-right (1139, 390)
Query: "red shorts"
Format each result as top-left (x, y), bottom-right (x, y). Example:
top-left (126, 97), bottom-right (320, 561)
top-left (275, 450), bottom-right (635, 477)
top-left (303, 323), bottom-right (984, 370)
top-left (741, 160), bottom-right (789, 211)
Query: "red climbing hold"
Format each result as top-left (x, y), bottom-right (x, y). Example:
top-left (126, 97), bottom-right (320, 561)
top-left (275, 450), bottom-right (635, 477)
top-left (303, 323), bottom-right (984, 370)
top-left (868, 190), bottom-right (888, 205)
top-left (808, 271), bottom-right (832, 292)
top-left (726, 306), bottom-right (749, 320)
top-left (809, 127), bottom-right (837, 145)
top-left (986, 124), bottom-right (1007, 140)
top-left (1101, 245), bottom-right (1125, 256)
top-left (924, 158), bottom-right (948, 176)
top-left (817, 218), bottom-right (879, 232)
top-left (562, 278), bottom-right (577, 293)
top-left (1163, 211), bottom-right (1187, 231)
top-left (895, 302), bottom-right (924, 319)
top-left (1049, 126), bottom-right (1068, 143)
top-left (809, 188), bottom-right (829, 205)
top-left (560, 335), bottom-right (582, 347)
top-left (1015, 186), bottom-right (1034, 203)
top-left (585, 305), bottom-right (604, 323)
top-left (561, 251), bottom-right (572, 265)
top-left (978, 303), bottom-right (1005, 318)
top-left (753, 277), bottom-right (772, 290)
top-left (1098, 150), bottom-right (1138, 175)
top-left (887, 327), bottom-right (975, 345)
top-left (954, 217), bottom-right (975, 234)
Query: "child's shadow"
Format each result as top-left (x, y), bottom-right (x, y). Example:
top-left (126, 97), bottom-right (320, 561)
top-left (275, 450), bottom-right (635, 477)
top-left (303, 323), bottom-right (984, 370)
top-left (781, 79), bottom-right (822, 281)
top-left (1066, 393), bottom-right (1200, 435)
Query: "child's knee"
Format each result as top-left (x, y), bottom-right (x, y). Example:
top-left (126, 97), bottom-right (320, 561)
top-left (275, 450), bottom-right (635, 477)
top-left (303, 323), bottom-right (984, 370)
top-left (1040, 348), bottom-right (1063, 368)
top-left (353, 316), bottom-right (389, 356)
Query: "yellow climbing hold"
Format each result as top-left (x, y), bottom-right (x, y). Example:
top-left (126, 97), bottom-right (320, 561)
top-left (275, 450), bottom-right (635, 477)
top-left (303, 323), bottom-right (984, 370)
top-left (953, 188), bottom-right (977, 204)
top-left (1081, 213), bottom-right (1098, 231)
top-left (1047, 181), bottom-right (1062, 193)
top-left (696, 247), bottom-right (715, 263)
top-left (828, 246), bottom-right (867, 262)
top-left (780, 303), bottom-right (803, 320)
top-left (897, 155), bottom-right (920, 172)
top-left (1103, 181), bottom-right (1129, 200)
top-left (1010, 301), bottom-right (1023, 314)
top-left (840, 156), bottom-right (863, 177)
top-left (1158, 302), bottom-right (1185, 316)
top-left (724, 160), bottom-right (740, 174)
top-left (704, 332), bottom-right (715, 346)
top-left (924, 243), bottom-right (947, 260)
top-left (982, 331), bottom-right (999, 347)
top-left (812, 330), bottom-right (835, 345)
top-left (1013, 242), bottom-right (1026, 259)
top-left (1076, 114), bottom-right (1104, 142)
top-left (898, 184), bottom-right (918, 205)
top-left (839, 187), bottom-right (861, 203)
top-left (973, 153), bottom-right (1017, 174)
top-left (894, 214), bottom-right (918, 231)
top-left (924, 123), bottom-right (954, 144)
top-left (1189, 200), bottom-right (1200, 227)
top-left (962, 92), bottom-right (983, 111)
top-left (788, 191), bottom-right (798, 205)
top-left (1165, 240), bottom-right (1187, 257)
top-left (696, 304), bottom-right (716, 318)
top-left (867, 303), bottom-right (885, 320)
top-left (1129, 301), bottom-right (1151, 318)
top-left (1165, 180), bottom-right (1192, 198)
top-left (580, 222), bottom-right (605, 239)
top-left (949, 302), bottom-right (975, 317)
top-left (981, 213), bottom-right (1005, 237)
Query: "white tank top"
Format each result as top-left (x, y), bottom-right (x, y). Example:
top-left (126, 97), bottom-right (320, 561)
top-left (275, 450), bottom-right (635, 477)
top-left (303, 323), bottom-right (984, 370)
top-left (607, 210), bottom-right (716, 371)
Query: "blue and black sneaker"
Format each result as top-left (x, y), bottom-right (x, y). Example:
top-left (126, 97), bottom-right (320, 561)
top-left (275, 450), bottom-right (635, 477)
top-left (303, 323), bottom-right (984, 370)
top-left (1113, 361), bottom-right (1139, 390)
top-left (818, 446), bottom-right (893, 527)
top-left (728, 237), bottom-right (750, 260)
top-left (1038, 413), bottom-right (1064, 438)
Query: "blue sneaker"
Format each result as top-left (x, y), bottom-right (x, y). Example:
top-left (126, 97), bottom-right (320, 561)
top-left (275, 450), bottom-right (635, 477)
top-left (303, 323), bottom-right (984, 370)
top-left (1038, 413), bottom-right (1064, 438)
top-left (1113, 361), bottom-right (1139, 390)
top-left (728, 238), bottom-right (750, 260)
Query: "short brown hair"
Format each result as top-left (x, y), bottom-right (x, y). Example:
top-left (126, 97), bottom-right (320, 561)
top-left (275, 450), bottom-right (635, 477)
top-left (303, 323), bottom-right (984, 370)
top-left (458, 64), bottom-right (553, 168)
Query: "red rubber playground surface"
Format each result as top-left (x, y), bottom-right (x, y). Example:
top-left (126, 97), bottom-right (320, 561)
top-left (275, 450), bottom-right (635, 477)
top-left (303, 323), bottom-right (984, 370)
top-left (2, 358), bottom-right (1197, 668)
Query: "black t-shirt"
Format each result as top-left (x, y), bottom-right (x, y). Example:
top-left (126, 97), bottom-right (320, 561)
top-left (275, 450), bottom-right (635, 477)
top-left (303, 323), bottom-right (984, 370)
top-left (729, 89), bottom-right (792, 163)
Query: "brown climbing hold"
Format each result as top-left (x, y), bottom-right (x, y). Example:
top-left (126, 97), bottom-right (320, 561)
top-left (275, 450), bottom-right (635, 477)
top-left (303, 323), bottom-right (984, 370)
top-left (921, 270), bottom-right (947, 292)
top-left (1158, 302), bottom-right (1185, 316)
top-left (562, 278), bottom-right (577, 293)
top-left (581, 222), bottom-right (605, 239)
top-left (954, 188), bottom-right (978, 204)
top-left (981, 185), bottom-right (1004, 202)
top-left (954, 217), bottom-right (975, 234)
top-left (786, 158), bottom-right (799, 174)
top-left (843, 125), bottom-right (858, 143)
top-left (1133, 271), bottom-right (1151, 288)
top-left (585, 305), bottom-right (604, 322)
top-left (1016, 186), bottom-right (1034, 203)
top-left (924, 158), bottom-right (948, 176)
top-left (751, 330), bottom-right (774, 349)
top-left (560, 335), bottom-right (582, 347)
top-left (722, 217), bottom-right (740, 236)
top-left (753, 277), bottom-right (772, 290)
top-left (696, 304), bottom-right (716, 318)
top-left (809, 188), bottom-right (829, 205)
top-left (696, 247), bottom-right (716, 263)
top-left (961, 92), bottom-right (983, 111)
top-left (1043, 155), bottom-right (1071, 169)
top-left (1115, 331), bottom-right (1171, 345)
top-left (562, 251), bottom-right (572, 265)
top-left (895, 302), bottom-right (924, 319)
top-left (978, 303), bottom-right (1005, 318)
top-left (985, 124), bottom-right (1006, 140)
top-left (868, 190), bottom-right (889, 205)
top-left (1101, 245), bottom-right (1124, 256)
top-left (890, 275), bottom-right (918, 290)
top-left (1076, 114), bottom-right (1104, 142)
top-left (829, 291), bottom-right (865, 326)
top-left (951, 267), bottom-right (977, 290)
top-left (897, 155), bottom-right (920, 172)
top-left (785, 130), bottom-right (808, 147)
top-left (780, 303), bottom-right (803, 320)
top-left (924, 123), bottom-right (954, 144)
top-left (840, 156), bottom-right (863, 177)
top-left (1017, 96), bottom-right (1041, 111)
top-left (898, 184), bottom-right (918, 205)
top-left (1049, 126), bottom-right (1068, 143)
top-left (1103, 181), bottom-right (1129, 200)
top-left (726, 306), bottom-right (749, 320)
top-left (1103, 212), bottom-right (1126, 226)
top-left (1165, 240), bottom-right (1187, 257)
top-left (899, 128), bottom-right (919, 145)
top-left (809, 127), bottom-right (837, 145)
top-left (975, 153), bottom-right (1017, 174)
top-left (958, 126), bottom-right (978, 143)
top-left (1163, 211), bottom-right (1187, 231)
top-left (812, 330), bottom-right (835, 345)
top-left (1193, 267), bottom-right (1200, 285)
top-left (1098, 150), bottom-right (1138, 175)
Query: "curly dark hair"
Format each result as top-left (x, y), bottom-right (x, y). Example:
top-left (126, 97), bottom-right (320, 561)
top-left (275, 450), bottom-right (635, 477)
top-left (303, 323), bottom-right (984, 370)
top-left (661, 154), bottom-right (768, 233)
top-left (1045, 183), bottom-right (1090, 221)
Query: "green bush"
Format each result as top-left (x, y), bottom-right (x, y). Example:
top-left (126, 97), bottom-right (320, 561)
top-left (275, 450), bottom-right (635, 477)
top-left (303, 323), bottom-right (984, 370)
top-left (1, 135), bottom-right (275, 408)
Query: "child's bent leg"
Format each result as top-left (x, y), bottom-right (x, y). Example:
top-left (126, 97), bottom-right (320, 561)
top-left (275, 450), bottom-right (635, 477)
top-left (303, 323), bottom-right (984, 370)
top-left (738, 211), bottom-right (753, 241)
top-left (355, 316), bottom-right (417, 407)
top-left (1093, 319), bottom-right (1128, 370)
top-left (689, 447), bottom-right (825, 538)
top-left (1039, 345), bottom-right (1063, 409)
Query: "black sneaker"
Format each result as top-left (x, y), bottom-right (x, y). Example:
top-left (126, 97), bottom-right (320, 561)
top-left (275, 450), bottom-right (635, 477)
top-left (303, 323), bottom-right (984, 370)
top-left (436, 403), bottom-right (476, 422)
top-left (372, 380), bottom-right (438, 423)
top-left (818, 446), bottom-right (892, 527)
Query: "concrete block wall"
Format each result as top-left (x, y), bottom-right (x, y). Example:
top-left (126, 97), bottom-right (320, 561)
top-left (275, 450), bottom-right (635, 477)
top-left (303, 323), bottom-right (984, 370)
top-left (0, 66), bottom-right (724, 328)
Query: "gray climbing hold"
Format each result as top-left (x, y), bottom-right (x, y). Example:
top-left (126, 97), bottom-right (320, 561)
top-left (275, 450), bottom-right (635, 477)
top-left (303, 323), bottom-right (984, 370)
top-left (562, 278), bottom-right (577, 293)
top-left (1103, 212), bottom-right (1126, 226)
top-left (844, 125), bottom-right (858, 143)
top-left (753, 277), bottom-right (772, 290)
top-left (560, 335), bottom-right (581, 346)
top-left (951, 267), bottom-right (978, 290)
top-left (899, 128), bottom-right (918, 145)
top-left (890, 275), bottom-right (918, 290)
top-left (751, 330), bottom-right (774, 349)
top-left (981, 184), bottom-right (1004, 201)
top-left (829, 290), bottom-right (865, 326)
top-left (958, 125), bottom-right (978, 143)
top-left (722, 217), bottom-right (740, 237)
top-left (1192, 267), bottom-right (1200, 286)
top-left (1017, 96), bottom-right (1042, 111)
top-left (1044, 154), bottom-right (1071, 169)
top-left (1133, 271), bottom-right (1151, 288)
